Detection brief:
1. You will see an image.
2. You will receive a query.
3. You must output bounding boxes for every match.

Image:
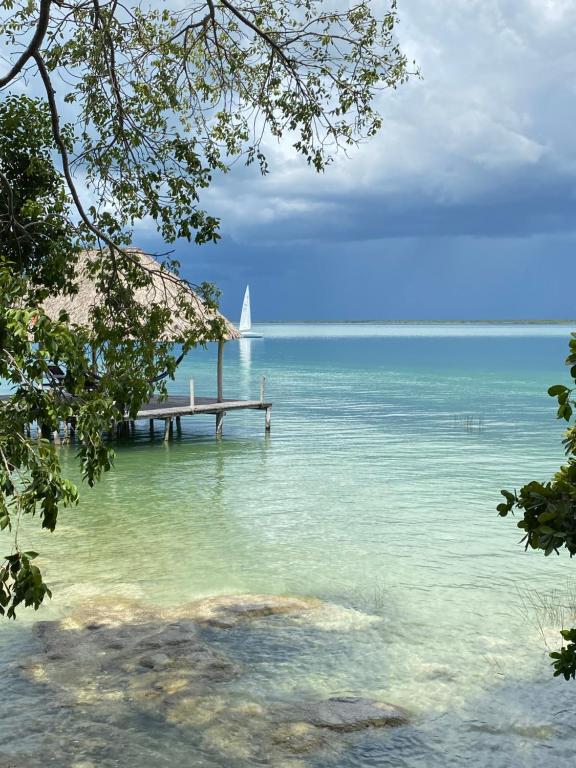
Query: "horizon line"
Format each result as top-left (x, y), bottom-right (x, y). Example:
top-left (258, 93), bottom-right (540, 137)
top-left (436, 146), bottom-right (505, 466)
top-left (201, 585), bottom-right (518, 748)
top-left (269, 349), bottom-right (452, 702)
top-left (250, 319), bottom-right (576, 325)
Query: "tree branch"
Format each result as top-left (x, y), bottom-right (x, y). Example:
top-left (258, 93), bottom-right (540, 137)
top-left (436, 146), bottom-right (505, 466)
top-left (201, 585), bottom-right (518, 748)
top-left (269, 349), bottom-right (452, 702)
top-left (217, 0), bottom-right (294, 72)
top-left (33, 51), bottom-right (123, 254)
top-left (0, 0), bottom-right (52, 88)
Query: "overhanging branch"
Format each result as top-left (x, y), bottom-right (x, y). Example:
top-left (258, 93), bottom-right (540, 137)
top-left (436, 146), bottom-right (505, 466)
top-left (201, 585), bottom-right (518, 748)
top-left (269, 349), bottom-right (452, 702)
top-left (33, 51), bottom-right (124, 254)
top-left (0, 0), bottom-right (52, 88)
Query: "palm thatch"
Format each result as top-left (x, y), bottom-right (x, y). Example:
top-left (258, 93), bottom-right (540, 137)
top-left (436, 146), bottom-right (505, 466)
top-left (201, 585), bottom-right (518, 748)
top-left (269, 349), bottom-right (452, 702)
top-left (42, 249), bottom-right (240, 341)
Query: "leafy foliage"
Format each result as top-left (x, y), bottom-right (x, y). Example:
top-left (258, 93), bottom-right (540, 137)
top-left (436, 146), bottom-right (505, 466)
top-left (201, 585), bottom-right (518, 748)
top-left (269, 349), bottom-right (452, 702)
top-left (0, 0), bottom-right (412, 615)
top-left (499, 332), bottom-right (576, 678)
top-left (0, 95), bottom-right (77, 291)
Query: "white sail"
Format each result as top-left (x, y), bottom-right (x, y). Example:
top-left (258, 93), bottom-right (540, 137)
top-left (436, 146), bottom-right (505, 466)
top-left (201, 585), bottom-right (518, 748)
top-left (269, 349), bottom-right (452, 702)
top-left (239, 285), bottom-right (251, 332)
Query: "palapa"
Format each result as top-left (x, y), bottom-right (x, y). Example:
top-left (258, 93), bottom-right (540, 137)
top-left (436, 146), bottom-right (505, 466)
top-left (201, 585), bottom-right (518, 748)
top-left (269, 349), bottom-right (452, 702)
top-left (42, 248), bottom-right (240, 342)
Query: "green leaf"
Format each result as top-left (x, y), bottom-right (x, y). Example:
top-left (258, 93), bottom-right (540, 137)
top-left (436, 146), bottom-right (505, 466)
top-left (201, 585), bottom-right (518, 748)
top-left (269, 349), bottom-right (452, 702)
top-left (549, 385), bottom-right (569, 397)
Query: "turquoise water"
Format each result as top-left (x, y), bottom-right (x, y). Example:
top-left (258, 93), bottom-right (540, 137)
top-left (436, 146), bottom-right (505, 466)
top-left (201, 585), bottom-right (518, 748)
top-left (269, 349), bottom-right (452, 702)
top-left (3, 323), bottom-right (576, 766)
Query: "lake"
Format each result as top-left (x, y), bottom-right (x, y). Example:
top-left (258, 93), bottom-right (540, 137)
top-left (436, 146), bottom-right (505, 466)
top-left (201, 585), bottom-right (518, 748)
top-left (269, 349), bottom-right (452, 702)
top-left (2, 323), bottom-right (576, 767)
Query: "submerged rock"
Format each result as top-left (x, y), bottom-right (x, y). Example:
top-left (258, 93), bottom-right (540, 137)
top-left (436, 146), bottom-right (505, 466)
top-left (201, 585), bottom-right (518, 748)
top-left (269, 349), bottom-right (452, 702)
top-left (28, 593), bottom-right (324, 705)
top-left (0, 754), bottom-right (40, 768)
top-left (165, 694), bottom-right (337, 762)
top-left (23, 594), bottom-right (408, 766)
top-left (284, 696), bottom-right (409, 732)
top-left (166, 594), bottom-right (321, 628)
top-left (272, 721), bottom-right (332, 754)
top-left (29, 610), bottom-right (242, 705)
top-left (287, 602), bottom-right (383, 632)
top-left (164, 693), bottom-right (232, 727)
top-left (57, 595), bottom-right (156, 630)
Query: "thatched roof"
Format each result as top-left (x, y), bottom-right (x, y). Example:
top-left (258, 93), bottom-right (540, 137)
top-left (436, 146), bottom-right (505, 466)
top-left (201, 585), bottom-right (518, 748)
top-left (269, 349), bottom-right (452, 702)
top-left (42, 249), bottom-right (240, 342)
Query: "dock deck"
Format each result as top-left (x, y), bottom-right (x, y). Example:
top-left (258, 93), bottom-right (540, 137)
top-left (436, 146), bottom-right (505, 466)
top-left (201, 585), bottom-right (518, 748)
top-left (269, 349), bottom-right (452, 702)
top-left (137, 394), bottom-right (272, 438)
top-left (137, 395), bottom-right (270, 418)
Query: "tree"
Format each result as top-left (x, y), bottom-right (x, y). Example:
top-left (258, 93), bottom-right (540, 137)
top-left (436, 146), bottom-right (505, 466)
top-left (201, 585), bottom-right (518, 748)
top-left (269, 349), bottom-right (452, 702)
top-left (498, 333), bottom-right (576, 680)
top-left (0, 0), bottom-right (413, 616)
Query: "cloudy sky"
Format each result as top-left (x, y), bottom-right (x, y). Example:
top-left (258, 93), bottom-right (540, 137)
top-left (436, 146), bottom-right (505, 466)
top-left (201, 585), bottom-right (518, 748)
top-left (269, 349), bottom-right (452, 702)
top-left (140, 0), bottom-right (576, 322)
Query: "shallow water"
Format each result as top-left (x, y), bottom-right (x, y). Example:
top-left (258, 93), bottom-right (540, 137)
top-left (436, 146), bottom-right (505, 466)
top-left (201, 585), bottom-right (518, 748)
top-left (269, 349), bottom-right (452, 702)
top-left (3, 323), bottom-right (576, 767)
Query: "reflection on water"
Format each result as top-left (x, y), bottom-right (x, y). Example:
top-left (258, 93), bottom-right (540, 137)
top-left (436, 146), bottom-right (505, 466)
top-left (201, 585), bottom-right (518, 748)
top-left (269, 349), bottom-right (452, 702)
top-left (2, 324), bottom-right (576, 766)
top-left (239, 336), bottom-right (252, 368)
top-left (238, 336), bottom-right (253, 402)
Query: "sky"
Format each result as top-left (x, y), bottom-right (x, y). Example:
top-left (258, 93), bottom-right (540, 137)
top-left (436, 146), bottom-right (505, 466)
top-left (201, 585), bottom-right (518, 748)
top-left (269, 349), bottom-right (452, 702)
top-left (137, 0), bottom-right (576, 321)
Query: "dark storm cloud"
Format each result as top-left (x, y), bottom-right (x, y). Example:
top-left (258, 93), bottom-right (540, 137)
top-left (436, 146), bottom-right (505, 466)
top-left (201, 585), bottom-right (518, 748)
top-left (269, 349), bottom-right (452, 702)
top-left (136, 0), bottom-right (576, 319)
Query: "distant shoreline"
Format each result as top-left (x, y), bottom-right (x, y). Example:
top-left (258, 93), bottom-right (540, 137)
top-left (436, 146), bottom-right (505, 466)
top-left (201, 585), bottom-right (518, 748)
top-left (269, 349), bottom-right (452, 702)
top-left (255, 319), bottom-right (576, 326)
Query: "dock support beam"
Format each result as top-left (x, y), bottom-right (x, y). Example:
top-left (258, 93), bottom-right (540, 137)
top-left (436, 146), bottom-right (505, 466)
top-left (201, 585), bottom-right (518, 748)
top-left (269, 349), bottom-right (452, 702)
top-left (217, 339), bottom-right (224, 403)
top-left (260, 375), bottom-right (266, 404)
top-left (265, 406), bottom-right (271, 432)
top-left (163, 417), bottom-right (172, 443)
top-left (216, 411), bottom-right (225, 438)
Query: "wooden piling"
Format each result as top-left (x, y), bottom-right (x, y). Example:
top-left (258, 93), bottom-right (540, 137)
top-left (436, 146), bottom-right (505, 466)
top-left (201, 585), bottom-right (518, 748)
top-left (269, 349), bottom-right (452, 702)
top-left (217, 339), bottom-right (224, 403)
top-left (216, 411), bottom-right (225, 438)
top-left (163, 417), bottom-right (172, 442)
top-left (260, 375), bottom-right (266, 403)
top-left (189, 379), bottom-right (195, 411)
top-left (265, 406), bottom-right (271, 432)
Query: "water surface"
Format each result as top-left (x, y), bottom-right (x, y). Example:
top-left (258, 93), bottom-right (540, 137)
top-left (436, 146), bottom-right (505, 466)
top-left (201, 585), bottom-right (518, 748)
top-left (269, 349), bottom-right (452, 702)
top-left (2, 323), bottom-right (576, 767)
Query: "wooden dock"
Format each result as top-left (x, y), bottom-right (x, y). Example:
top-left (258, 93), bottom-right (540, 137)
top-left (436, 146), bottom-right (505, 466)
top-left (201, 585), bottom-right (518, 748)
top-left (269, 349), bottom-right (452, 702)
top-left (137, 394), bottom-right (272, 439)
top-left (0, 390), bottom-right (272, 441)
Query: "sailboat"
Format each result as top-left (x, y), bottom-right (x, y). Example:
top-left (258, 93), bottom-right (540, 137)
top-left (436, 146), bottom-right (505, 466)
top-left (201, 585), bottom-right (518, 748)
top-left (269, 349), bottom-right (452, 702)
top-left (238, 285), bottom-right (262, 338)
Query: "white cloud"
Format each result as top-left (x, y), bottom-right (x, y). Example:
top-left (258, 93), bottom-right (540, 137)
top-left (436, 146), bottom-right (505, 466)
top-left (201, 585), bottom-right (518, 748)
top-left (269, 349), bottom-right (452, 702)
top-left (201, 0), bottom-right (576, 242)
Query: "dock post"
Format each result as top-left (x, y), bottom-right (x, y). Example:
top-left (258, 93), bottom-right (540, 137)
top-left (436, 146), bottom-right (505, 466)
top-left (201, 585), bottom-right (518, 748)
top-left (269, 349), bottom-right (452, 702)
top-left (189, 379), bottom-right (195, 411)
top-left (260, 375), bottom-right (266, 403)
top-left (216, 411), bottom-right (225, 438)
top-left (176, 415), bottom-right (182, 435)
top-left (149, 418), bottom-right (154, 434)
top-left (265, 406), bottom-right (271, 433)
top-left (163, 417), bottom-right (172, 443)
top-left (217, 339), bottom-right (224, 402)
